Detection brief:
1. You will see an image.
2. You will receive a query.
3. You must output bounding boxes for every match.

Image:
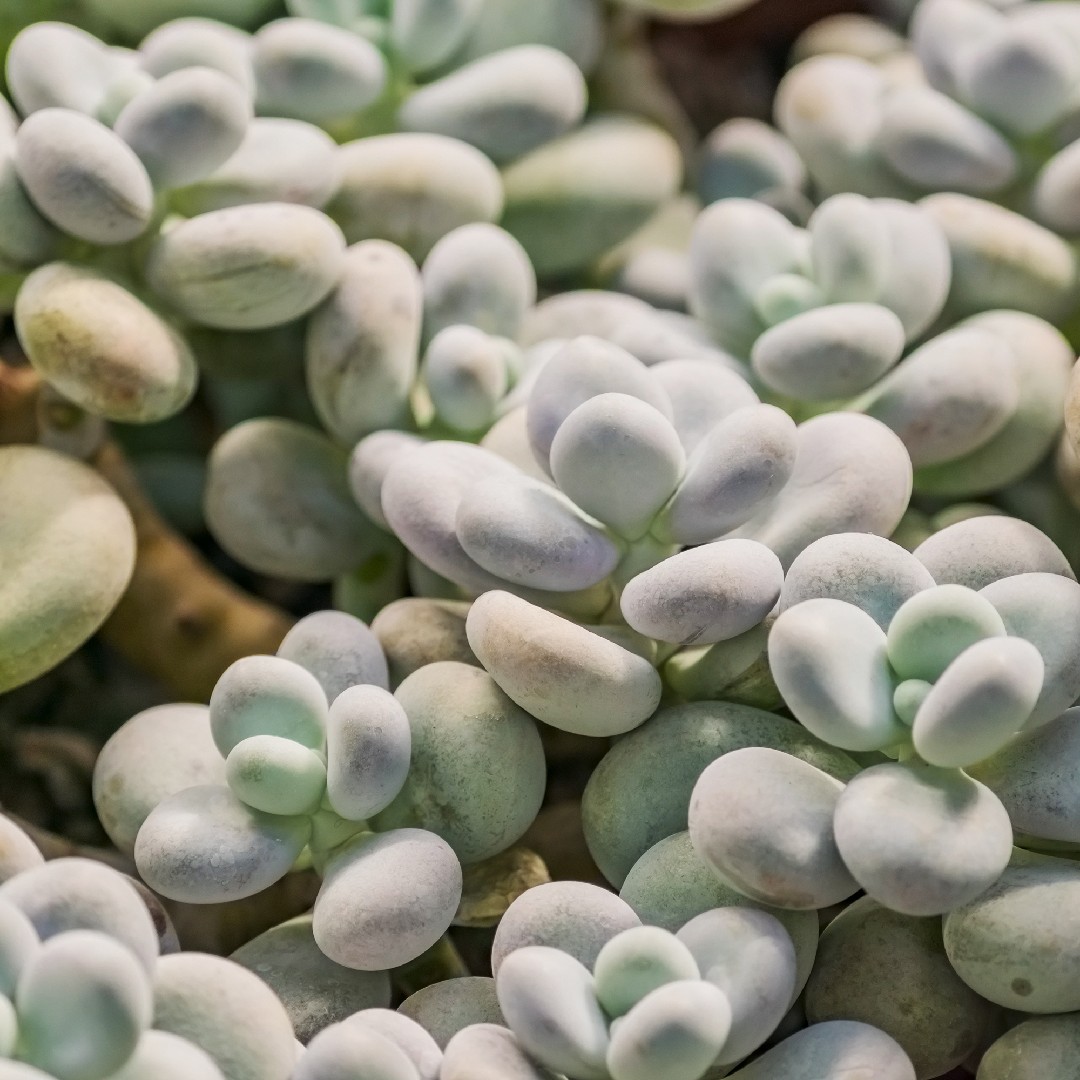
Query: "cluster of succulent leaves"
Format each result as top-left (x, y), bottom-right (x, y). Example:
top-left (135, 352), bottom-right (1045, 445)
top-left (97, 609), bottom-right (546, 973)
top-left (487, 908), bottom-right (917, 1080)
top-left (0, 814), bottom-right (304, 1080)
top-left (10, 0), bottom-right (1080, 1078)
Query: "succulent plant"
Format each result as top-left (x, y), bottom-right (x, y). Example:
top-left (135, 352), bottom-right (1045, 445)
top-left (3, 2), bottom-right (1080, 1078)
top-left (0, 817), bottom-right (300, 1080)
top-left (93, 611), bottom-right (546, 972)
